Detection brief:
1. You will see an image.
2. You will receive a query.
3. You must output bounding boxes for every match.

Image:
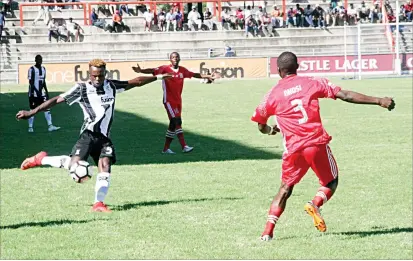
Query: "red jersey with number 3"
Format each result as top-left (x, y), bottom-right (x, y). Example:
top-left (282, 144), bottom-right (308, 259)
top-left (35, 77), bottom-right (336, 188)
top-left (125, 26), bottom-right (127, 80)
top-left (251, 75), bottom-right (342, 157)
top-left (153, 65), bottom-right (194, 104)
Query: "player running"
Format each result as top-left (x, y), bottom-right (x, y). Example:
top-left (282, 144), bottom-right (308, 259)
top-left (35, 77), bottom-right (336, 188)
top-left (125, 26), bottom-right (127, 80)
top-left (16, 59), bottom-right (171, 213)
top-left (27, 55), bottom-right (60, 132)
top-left (251, 51), bottom-right (395, 241)
top-left (133, 52), bottom-right (219, 154)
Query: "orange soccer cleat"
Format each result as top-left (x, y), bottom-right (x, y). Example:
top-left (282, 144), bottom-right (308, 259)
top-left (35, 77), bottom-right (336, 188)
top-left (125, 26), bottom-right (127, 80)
top-left (304, 202), bottom-right (327, 232)
top-left (91, 202), bottom-right (112, 213)
top-left (20, 151), bottom-right (47, 170)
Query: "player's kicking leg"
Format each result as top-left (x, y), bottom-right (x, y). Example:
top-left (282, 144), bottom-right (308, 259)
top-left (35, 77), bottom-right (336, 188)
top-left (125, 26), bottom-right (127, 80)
top-left (303, 144), bottom-right (339, 232)
top-left (21, 151), bottom-right (71, 170)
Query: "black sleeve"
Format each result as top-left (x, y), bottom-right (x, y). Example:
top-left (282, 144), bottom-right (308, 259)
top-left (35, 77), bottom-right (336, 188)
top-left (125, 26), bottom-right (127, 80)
top-left (109, 80), bottom-right (129, 93)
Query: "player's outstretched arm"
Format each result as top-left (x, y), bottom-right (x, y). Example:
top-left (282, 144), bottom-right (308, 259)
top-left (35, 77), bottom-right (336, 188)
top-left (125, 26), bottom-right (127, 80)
top-left (192, 72), bottom-right (221, 81)
top-left (123, 74), bottom-right (172, 90)
top-left (16, 96), bottom-right (65, 120)
top-left (132, 63), bottom-right (155, 74)
top-left (335, 90), bottom-right (395, 111)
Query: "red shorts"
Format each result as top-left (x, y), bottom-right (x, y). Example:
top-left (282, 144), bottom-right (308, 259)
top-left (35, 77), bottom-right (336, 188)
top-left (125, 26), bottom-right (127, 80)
top-left (281, 144), bottom-right (338, 187)
top-left (164, 102), bottom-right (182, 119)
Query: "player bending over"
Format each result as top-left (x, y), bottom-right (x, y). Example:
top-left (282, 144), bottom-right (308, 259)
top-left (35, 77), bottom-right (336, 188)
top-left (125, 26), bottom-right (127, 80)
top-left (133, 52), bottom-right (220, 154)
top-left (16, 59), bottom-right (171, 213)
top-left (251, 51), bottom-right (395, 241)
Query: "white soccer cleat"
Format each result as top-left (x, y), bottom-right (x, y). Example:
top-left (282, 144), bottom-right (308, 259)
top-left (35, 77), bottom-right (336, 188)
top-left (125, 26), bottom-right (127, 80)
top-left (260, 235), bottom-right (273, 242)
top-left (48, 125), bottom-right (61, 132)
top-left (162, 149), bottom-right (175, 154)
top-left (182, 145), bottom-right (194, 153)
top-left (28, 127), bottom-right (34, 133)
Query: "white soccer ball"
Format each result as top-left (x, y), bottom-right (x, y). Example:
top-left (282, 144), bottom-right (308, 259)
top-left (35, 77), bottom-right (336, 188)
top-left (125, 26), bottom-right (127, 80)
top-left (69, 160), bottom-right (92, 183)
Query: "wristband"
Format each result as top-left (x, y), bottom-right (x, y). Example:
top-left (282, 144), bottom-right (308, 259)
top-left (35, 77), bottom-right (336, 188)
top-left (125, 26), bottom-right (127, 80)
top-left (156, 75), bottom-right (163, 80)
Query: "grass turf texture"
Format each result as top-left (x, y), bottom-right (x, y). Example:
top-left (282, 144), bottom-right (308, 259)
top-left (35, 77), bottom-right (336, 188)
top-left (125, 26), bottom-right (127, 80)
top-left (0, 78), bottom-right (412, 259)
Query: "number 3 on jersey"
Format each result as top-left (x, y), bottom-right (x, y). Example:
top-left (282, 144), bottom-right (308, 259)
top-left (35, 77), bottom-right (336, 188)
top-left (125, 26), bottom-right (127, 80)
top-left (291, 99), bottom-right (308, 124)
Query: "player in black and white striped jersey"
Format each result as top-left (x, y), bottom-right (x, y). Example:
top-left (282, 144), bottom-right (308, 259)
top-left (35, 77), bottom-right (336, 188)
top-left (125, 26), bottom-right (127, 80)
top-left (27, 55), bottom-right (60, 132)
top-left (16, 58), bottom-right (172, 213)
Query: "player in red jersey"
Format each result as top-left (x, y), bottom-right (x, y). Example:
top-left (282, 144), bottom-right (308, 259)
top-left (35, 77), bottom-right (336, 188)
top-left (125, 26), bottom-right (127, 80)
top-left (133, 52), bottom-right (219, 154)
top-left (251, 51), bottom-right (395, 241)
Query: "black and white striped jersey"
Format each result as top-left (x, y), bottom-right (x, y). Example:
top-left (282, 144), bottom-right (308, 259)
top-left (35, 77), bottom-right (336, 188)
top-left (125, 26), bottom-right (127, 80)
top-left (28, 65), bottom-right (48, 98)
top-left (60, 79), bottom-right (129, 137)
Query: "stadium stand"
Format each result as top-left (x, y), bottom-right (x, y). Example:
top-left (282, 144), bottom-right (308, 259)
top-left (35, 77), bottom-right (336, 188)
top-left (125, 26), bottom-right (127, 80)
top-left (0, 0), bottom-right (411, 83)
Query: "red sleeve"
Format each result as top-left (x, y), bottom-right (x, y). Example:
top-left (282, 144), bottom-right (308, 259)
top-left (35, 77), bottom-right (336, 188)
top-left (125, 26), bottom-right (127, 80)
top-left (250, 91), bottom-right (275, 125)
top-left (314, 77), bottom-right (342, 100)
top-left (181, 67), bottom-right (194, 79)
top-left (153, 65), bottom-right (165, 76)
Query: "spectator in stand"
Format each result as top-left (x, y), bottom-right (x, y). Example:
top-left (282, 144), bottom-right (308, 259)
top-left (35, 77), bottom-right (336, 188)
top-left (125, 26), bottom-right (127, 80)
top-left (32, 0), bottom-right (51, 26)
top-left (245, 17), bottom-right (258, 37)
top-left (224, 44), bottom-right (236, 57)
top-left (187, 7), bottom-right (202, 31)
top-left (326, 3), bottom-right (338, 26)
top-left (255, 6), bottom-right (264, 26)
top-left (0, 11), bottom-right (5, 41)
top-left (287, 7), bottom-right (297, 27)
top-left (369, 1), bottom-right (382, 23)
top-left (166, 9), bottom-right (177, 31)
top-left (235, 7), bottom-right (245, 29)
top-left (143, 8), bottom-right (154, 32)
top-left (158, 8), bottom-right (166, 31)
top-left (358, 1), bottom-right (370, 23)
top-left (4, 0), bottom-right (13, 15)
top-left (404, 0), bottom-right (413, 21)
top-left (295, 4), bottom-right (304, 27)
top-left (48, 18), bottom-right (62, 42)
top-left (112, 10), bottom-right (124, 32)
top-left (338, 4), bottom-right (347, 25)
top-left (175, 10), bottom-right (183, 30)
top-left (90, 8), bottom-right (107, 30)
top-left (330, 0), bottom-right (338, 9)
top-left (66, 17), bottom-right (84, 41)
top-left (203, 7), bottom-right (214, 30)
top-left (304, 5), bottom-right (314, 27)
top-left (347, 3), bottom-right (358, 25)
top-left (260, 12), bottom-right (274, 37)
top-left (222, 8), bottom-right (234, 30)
top-left (244, 5), bottom-right (253, 25)
top-left (384, 0), bottom-right (395, 22)
top-left (119, 4), bottom-right (131, 16)
top-left (312, 4), bottom-right (326, 29)
top-left (271, 5), bottom-right (283, 28)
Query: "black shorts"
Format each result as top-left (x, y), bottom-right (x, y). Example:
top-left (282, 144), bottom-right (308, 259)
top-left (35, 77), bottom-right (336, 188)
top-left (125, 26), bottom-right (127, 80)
top-left (29, 96), bottom-right (47, 110)
top-left (70, 130), bottom-right (117, 165)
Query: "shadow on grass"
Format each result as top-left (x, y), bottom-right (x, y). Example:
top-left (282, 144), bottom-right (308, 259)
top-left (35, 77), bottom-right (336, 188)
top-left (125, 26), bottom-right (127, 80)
top-left (0, 92), bottom-right (282, 169)
top-left (331, 227), bottom-right (413, 237)
top-left (110, 197), bottom-right (243, 211)
top-left (0, 219), bottom-right (93, 230)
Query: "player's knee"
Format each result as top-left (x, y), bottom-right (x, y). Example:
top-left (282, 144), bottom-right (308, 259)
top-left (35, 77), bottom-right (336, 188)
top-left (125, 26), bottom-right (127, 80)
top-left (169, 119), bottom-right (176, 130)
top-left (326, 177), bottom-right (338, 191)
top-left (98, 157), bottom-right (111, 173)
top-left (279, 183), bottom-right (293, 198)
top-left (175, 117), bottom-right (182, 126)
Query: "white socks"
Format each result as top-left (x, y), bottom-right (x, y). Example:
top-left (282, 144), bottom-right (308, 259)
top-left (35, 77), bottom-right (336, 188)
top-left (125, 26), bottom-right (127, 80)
top-left (41, 155), bottom-right (71, 169)
top-left (95, 172), bottom-right (110, 203)
top-left (27, 111), bottom-right (53, 128)
top-left (28, 117), bottom-right (34, 128)
top-left (44, 111), bottom-right (53, 126)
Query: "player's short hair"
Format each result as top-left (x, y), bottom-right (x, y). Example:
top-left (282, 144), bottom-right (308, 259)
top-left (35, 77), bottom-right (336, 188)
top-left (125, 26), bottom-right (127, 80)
top-left (35, 54), bottom-right (42, 60)
top-left (169, 52), bottom-right (180, 59)
top-left (89, 59), bottom-right (106, 69)
top-left (277, 51), bottom-right (298, 73)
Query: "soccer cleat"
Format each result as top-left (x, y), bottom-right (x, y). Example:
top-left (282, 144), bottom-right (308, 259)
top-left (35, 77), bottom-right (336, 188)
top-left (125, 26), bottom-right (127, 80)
top-left (162, 149), bottom-right (175, 154)
top-left (260, 234), bottom-right (273, 241)
top-left (28, 127), bottom-right (34, 133)
top-left (48, 125), bottom-right (61, 132)
top-left (91, 202), bottom-right (112, 213)
top-left (182, 145), bottom-right (194, 153)
top-left (21, 151), bottom-right (47, 170)
top-left (304, 202), bottom-right (327, 232)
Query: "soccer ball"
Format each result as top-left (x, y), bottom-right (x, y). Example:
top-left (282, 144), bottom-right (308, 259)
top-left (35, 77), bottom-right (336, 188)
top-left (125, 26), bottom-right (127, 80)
top-left (69, 160), bottom-right (92, 183)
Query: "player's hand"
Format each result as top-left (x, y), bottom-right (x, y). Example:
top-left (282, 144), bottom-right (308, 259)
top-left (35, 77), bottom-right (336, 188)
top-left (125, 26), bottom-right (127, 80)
top-left (268, 125), bottom-right (280, 135)
top-left (379, 97), bottom-right (395, 111)
top-left (161, 73), bottom-right (173, 79)
top-left (132, 63), bottom-right (142, 73)
top-left (16, 110), bottom-right (32, 120)
top-left (211, 72), bottom-right (221, 80)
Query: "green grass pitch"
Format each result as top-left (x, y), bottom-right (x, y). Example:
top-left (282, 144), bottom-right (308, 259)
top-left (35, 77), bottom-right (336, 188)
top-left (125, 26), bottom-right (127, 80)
top-left (0, 78), bottom-right (412, 259)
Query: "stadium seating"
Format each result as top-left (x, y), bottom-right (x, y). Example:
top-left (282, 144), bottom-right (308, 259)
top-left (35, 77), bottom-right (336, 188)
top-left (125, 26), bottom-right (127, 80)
top-left (0, 0), bottom-right (411, 83)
